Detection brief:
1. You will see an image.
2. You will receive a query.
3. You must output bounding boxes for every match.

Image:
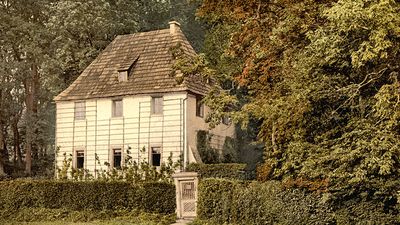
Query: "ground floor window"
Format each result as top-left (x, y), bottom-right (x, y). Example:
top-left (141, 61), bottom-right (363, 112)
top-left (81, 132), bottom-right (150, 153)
top-left (151, 146), bottom-right (161, 167)
top-left (75, 150), bottom-right (84, 169)
top-left (112, 148), bottom-right (122, 169)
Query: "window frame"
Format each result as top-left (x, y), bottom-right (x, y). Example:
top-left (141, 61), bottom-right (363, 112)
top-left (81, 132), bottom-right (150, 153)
top-left (74, 149), bottom-right (85, 169)
top-left (151, 96), bottom-right (163, 115)
top-left (118, 70), bottom-right (128, 82)
top-left (74, 101), bottom-right (86, 120)
top-left (110, 147), bottom-right (123, 169)
top-left (112, 99), bottom-right (123, 117)
top-left (196, 95), bottom-right (204, 118)
top-left (222, 115), bottom-right (230, 125)
top-left (150, 146), bottom-right (162, 167)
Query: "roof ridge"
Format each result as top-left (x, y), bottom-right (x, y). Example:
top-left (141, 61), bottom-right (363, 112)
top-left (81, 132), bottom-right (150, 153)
top-left (116, 28), bottom-right (170, 38)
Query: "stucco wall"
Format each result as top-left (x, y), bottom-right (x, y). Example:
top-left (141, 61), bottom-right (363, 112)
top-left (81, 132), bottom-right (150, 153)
top-left (186, 93), bottom-right (235, 163)
top-left (56, 91), bottom-right (236, 176)
top-left (56, 92), bottom-right (187, 176)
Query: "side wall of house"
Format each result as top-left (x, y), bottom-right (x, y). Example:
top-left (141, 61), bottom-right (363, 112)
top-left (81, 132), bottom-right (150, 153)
top-left (186, 93), bottom-right (235, 163)
top-left (55, 93), bottom-right (187, 176)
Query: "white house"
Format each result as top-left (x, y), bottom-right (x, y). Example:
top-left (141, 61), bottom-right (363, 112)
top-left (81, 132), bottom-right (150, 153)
top-left (54, 21), bottom-right (235, 176)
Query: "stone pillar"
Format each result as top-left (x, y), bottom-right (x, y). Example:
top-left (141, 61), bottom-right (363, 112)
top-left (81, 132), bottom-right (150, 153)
top-left (172, 172), bottom-right (199, 219)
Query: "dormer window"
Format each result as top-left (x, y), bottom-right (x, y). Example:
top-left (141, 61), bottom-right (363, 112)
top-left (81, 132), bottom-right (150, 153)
top-left (117, 54), bottom-right (139, 83)
top-left (118, 70), bottom-right (128, 82)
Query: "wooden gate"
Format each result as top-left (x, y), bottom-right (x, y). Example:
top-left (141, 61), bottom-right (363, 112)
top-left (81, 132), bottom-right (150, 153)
top-left (173, 172), bottom-right (198, 219)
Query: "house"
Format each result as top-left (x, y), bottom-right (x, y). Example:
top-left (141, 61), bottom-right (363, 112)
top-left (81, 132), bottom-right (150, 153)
top-left (54, 21), bottom-right (235, 176)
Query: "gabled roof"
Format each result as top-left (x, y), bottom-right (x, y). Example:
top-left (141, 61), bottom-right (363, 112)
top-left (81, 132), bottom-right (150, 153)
top-left (54, 21), bottom-right (208, 101)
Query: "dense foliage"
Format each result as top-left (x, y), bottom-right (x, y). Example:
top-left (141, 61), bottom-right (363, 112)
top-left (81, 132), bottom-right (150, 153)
top-left (186, 163), bottom-right (246, 179)
top-left (190, 0), bottom-right (400, 209)
top-left (0, 208), bottom-right (176, 224)
top-left (0, 180), bottom-right (175, 214)
top-left (196, 178), bottom-right (399, 225)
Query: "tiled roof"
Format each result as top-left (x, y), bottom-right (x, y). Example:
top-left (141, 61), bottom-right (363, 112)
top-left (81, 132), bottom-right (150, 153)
top-left (54, 23), bottom-right (208, 101)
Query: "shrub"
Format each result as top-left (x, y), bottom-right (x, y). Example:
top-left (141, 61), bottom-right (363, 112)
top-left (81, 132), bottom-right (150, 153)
top-left (57, 148), bottom-right (181, 182)
top-left (197, 179), bottom-right (240, 223)
top-left (197, 130), bottom-right (220, 163)
top-left (197, 178), bottom-right (399, 225)
top-left (332, 198), bottom-right (399, 225)
top-left (186, 163), bottom-right (246, 179)
top-left (0, 208), bottom-right (176, 224)
top-left (198, 179), bottom-right (334, 224)
top-left (0, 180), bottom-right (175, 214)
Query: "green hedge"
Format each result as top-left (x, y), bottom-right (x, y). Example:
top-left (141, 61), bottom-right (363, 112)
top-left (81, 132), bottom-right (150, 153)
top-left (197, 179), bottom-right (399, 225)
top-left (0, 180), bottom-right (175, 214)
top-left (0, 208), bottom-right (176, 224)
top-left (186, 163), bottom-right (246, 179)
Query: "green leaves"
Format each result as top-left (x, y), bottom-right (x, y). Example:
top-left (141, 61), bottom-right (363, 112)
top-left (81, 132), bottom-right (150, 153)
top-left (197, 0), bottom-right (400, 209)
top-left (323, 0), bottom-right (400, 68)
top-left (0, 180), bottom-right (176, 214)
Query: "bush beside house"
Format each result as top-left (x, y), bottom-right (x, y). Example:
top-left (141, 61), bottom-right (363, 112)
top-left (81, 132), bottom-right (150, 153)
top-left (186, 163), bottom-right (246, 179)
top-left (196, 178), bottom-right (399, 225)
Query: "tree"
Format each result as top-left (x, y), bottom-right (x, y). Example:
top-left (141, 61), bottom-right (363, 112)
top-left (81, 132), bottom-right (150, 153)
top-left (194, 0), bottom-right (400, 208)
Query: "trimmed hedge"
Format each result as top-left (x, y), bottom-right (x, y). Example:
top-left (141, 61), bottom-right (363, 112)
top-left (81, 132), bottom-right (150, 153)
top-left (0, 180), bottom-right (175, 214)
top-left (186, 163), bottom-right (246, 179)
top-left (197, 179), bottom-right (399, 225)
top-left (0, 208), bottom-right (176, 224)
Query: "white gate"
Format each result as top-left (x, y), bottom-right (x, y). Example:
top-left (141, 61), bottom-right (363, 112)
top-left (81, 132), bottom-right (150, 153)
top-left (173, 172), bottom-right (198, 219)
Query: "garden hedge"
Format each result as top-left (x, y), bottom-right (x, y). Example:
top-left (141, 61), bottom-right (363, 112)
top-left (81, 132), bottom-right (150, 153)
top-left (0, 208), bottom-right (176, 224)
top-left (186, 163), bottom-right (246, 179)
top-left (0, 180), bottom-right (175, 214)
top-left (197, 178), bottom-right (399, 225)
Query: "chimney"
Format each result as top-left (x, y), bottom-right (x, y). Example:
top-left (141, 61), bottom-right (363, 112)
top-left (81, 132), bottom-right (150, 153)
top-left (169, 21), bottom-right (181, 35)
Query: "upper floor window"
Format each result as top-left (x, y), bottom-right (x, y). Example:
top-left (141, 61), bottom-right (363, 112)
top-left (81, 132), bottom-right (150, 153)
top-left (74, 101), bottom-right (85, 120)
top-left (112, 99), bottom-right (123, 117)
top-left (151, 97), bottom-right (163, 114)
top-left (196, 96), bottom-right (204, 118)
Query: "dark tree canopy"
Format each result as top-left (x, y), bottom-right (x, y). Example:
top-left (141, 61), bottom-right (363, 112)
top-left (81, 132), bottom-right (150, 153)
top-left (188, 0), bottom-right (400, 207)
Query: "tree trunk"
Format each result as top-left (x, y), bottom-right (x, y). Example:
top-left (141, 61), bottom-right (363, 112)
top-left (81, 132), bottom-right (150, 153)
top-left (3, 129), bottom-right (9, 162)
top-left (0, 122), bottom-right (6, 177)
top-left (0, 90), bottom-right (6, 177)
top-left (271, 123), bottom-right (278, 154)
top-left (12, 117), bottom-right (22, 166)
top-left (24, 67), bottom-right (35, 175)
top-left (24, 62), bottom-right (40, 175)
top-left (32, 62), bottom-right (39, 161)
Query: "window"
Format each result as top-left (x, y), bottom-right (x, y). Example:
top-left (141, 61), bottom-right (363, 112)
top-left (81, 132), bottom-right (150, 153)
top-left (74, 102), bottom-right (85, 120)
top-left (75, 150), bottom-right (84, 169)
top-left (196, 96), bottom-right (204, 118)
top-left (112, 99), bottom-right (123, 117)
top-left (118, 71), bottom-right (128, 82)
top-left (151, 97), bottom-right (163, 114)
top-left (151, 147), bottom-right (161, 167)
top-left (222, 115), bottom-right (230, 125)
top-left (112, 148), bottom-right (122, 169)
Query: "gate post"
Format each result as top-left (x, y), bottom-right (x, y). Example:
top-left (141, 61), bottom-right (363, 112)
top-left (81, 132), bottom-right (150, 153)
top-left (172, 172), bottom-right (199, 219)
